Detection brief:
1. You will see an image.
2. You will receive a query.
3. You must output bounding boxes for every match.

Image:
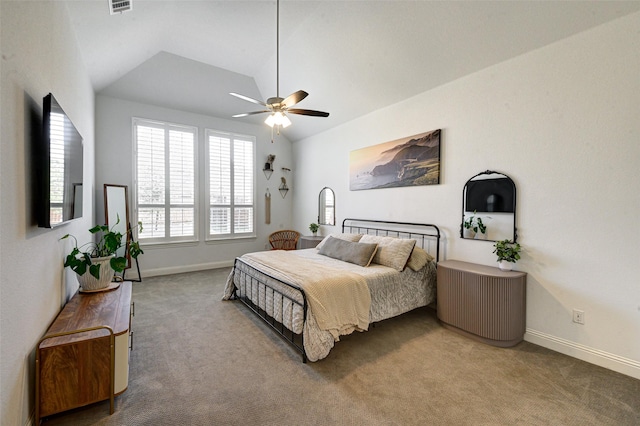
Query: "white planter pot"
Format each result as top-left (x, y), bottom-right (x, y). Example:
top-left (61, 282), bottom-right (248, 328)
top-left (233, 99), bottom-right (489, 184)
top-left (76, 255), bottom-right (115, 291)
top-left (463, 228), bottom-right (476, 239)
top-left (498, 260), bottom-right (513, 271)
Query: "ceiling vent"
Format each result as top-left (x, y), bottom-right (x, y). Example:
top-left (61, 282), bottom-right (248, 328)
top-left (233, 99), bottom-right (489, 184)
top-left (109, 0), bottom-right (132, 15)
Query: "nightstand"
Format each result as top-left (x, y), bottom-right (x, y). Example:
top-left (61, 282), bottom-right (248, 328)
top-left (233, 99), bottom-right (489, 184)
top-left (437, 260), bottom-right (526, 347)
top-left (299, 235), bottom-right (324, 249)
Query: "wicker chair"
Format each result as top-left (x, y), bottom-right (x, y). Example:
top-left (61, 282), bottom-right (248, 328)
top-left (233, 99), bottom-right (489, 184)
top-left (268, 230), bottom-right (301, 250)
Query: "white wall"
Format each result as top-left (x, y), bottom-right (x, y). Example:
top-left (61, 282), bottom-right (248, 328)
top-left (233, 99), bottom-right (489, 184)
top-left (292, 12), bottom-right (640, 378)
top-left (0, 1), bottom-right (96, 424)
top-left (95, 95), bottom-right (294, 277)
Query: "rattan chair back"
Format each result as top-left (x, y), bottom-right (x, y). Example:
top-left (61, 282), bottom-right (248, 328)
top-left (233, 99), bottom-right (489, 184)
top-left (268, 230), bottom-right (301, 250)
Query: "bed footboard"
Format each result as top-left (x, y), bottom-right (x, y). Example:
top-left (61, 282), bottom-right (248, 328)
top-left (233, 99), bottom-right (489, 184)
top-left (231, 258), bottom-right (309, 363)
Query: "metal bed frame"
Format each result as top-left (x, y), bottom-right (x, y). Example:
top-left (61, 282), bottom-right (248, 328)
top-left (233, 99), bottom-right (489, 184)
top-left (230, 218), bottom-right (441, 362)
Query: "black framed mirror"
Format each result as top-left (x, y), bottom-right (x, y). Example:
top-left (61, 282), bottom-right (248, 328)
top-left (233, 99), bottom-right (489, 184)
top-left (318, 187), bottom-right (335, 226)
top-left (461, 170), bottom-right (517, 242)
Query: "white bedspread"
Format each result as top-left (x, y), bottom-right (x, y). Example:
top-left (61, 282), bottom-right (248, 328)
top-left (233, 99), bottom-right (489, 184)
top-left (240, 250), bottom-right (371, 339)
top-left (223, 248), bottom-right (436, 361)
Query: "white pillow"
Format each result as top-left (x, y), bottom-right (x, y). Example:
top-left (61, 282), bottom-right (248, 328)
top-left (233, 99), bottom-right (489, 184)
top-left (406, 246), bottom-right (434, 271)
top-left (316, 233), bottom-right (362, 250)
top-left (359, 235), bottom-right (416, 271)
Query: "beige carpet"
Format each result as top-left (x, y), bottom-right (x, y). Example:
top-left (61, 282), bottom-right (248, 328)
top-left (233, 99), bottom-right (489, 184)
top-left (43, 268), bottom-right (640, 425)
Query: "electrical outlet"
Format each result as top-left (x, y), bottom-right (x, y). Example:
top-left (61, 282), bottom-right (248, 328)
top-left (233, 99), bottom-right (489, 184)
top-left (573, 309), bottom-right (585, 325)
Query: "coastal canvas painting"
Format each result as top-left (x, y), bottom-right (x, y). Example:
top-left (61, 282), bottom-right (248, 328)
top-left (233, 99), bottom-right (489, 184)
top-left (349, 129), bottom-right (441, 191)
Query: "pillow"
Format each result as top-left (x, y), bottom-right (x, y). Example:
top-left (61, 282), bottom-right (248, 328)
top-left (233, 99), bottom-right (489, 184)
top-left (317, 236), bottom-right (378, 267)
top-left (406, 246), bottom-right (434, 272)
top-left (316, 233), bottom-right (363, 250)
top-left (359, 235), bottom-right (416, 271)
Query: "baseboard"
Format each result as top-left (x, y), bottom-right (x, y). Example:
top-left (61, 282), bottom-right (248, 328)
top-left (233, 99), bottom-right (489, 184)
top-left (138, 261), bottom-right (234, 278)
top-left (525, 328), bottom-right (640, 380)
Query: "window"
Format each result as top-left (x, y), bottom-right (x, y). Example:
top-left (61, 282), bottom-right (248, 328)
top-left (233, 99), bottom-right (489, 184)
top-left (49, 112), bottom-right (65, 224)
top-left (206, 129), bottom-right (255, 239)
top-left (133, 118), bottom-right (196, 243)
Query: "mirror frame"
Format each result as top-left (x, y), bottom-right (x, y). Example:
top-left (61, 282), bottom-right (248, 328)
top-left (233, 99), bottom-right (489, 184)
top-left (318, 187), bottom-right (336, 226)
top-left (460, 170), bottom-right (517, 242)
top-left (104, 184), bottom-right (131, 269)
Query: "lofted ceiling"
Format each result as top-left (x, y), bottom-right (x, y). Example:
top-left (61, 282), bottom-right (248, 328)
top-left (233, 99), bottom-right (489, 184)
top-left (65, 1), bottom-right (640, 141)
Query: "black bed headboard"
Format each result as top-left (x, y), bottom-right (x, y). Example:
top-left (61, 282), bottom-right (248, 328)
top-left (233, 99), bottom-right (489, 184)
top-left (341, 218), bottom-right (441, 262)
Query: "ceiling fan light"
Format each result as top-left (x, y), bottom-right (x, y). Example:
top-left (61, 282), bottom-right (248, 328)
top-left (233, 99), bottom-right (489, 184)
top-left (265, 112), bottom-right (292, 128)
top-left (264, 114), bottom-right (276, 127)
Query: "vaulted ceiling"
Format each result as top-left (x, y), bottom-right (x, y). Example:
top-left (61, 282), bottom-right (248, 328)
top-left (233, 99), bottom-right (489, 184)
top-left (65, 1), bottom-right (640, 141)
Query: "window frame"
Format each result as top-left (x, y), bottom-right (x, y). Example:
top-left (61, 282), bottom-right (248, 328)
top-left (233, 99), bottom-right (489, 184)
top-left (205, 129), bottom-right (257, 241)
top-left (132, 117), bottom-right (199, 245)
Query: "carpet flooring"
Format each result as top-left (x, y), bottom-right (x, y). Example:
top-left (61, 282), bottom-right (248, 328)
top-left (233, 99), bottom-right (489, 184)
top-left (42, 268), bottom-right (640, 425)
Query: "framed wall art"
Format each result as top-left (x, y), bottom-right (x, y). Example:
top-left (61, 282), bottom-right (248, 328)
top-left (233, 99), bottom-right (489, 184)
top-left (349, 129), bottom-right (441, 191)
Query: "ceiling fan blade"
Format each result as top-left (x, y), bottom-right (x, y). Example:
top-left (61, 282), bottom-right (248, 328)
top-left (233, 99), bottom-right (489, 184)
top-left (287, 108), bottom-right (330, 117)
top-left (281, 90), bottom-right (309, 108)
top-left (232, 110), bottom-right (271, 118)
top-left (230, 92), bottom-right (267, 107)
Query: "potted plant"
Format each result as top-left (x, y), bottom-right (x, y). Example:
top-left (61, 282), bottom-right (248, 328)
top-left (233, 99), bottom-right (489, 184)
top-left (463, 211), bottom-right (487, 238)
top-left (493, 239), bottom-right (521, 271)
top-left (61, 218), bottom-right (144, 291)
top-left (309, 222), bottom-right (319, 236)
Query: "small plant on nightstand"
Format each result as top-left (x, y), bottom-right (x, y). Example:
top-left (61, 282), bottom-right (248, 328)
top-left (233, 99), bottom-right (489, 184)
top-left (309, 223), bottom-right (319, 236)
top-left (493, 239), bottom-right (521, 271)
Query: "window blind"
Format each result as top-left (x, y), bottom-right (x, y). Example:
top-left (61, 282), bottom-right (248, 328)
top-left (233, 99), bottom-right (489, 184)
top-left (134, 119), bottom-right (196, 242)
top-left (207, 130), bottom-right (255, 238)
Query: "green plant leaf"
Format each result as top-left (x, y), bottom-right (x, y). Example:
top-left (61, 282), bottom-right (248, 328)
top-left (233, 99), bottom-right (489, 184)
top-left (129, 241), bottom-right (143, 258)
top-left (103, 232), bottom-right (121, 254)
top-left (111, 257), bottom-right (127, 272)
top-left (89, 264), bottom-right (101, 279)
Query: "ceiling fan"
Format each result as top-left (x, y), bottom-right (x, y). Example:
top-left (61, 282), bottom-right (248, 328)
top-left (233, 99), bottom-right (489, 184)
top-left (230, 0), bottom-right (329, 132)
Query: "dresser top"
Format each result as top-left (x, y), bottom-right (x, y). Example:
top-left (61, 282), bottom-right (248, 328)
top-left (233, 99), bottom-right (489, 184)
top-left (40, 281), bottom-right (132, 348)
top-left (438, 260), bottom-right (526, 278)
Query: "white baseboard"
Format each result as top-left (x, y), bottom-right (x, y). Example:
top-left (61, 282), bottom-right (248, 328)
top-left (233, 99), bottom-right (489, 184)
top-left (136, 261), bottom-right (234, 278)
top-left (525, 328), bottom-right (640, 380)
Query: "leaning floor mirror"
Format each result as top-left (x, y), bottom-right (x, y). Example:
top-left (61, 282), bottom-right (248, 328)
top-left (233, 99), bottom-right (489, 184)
top-left (104, 184), bottom-right (142, 281)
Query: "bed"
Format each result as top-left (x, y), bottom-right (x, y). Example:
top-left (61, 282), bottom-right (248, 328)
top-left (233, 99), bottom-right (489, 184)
top-left (222, 218), bottom-right (441, 362)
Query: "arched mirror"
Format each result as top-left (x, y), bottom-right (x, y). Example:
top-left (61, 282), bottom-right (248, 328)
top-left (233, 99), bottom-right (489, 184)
top-left (318, 187), bottom-right (335, 226)
top-left (461, 170), bottom-right (517, 242)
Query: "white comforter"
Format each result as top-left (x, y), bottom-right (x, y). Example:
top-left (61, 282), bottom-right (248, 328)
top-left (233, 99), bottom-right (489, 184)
top-left (223, 248), bottom-right (436, 361)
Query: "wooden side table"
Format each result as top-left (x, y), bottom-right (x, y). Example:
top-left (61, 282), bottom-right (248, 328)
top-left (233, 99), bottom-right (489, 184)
top-left (299, 235), bottom-right (324, 249)
top-left (36, 281), bottom-right (133, 422)
top-left (437, 260), bottom-right (526, 347)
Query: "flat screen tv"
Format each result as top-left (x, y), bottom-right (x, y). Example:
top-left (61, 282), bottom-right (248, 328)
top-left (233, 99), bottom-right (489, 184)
top-left (37, 93), bottom-right (84, 228)
top-left (465, 177), bottom-right (515, 213)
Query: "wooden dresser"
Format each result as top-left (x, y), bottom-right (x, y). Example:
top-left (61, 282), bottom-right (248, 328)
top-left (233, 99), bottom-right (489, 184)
top-left (36, 281), bottom-right (133, 423)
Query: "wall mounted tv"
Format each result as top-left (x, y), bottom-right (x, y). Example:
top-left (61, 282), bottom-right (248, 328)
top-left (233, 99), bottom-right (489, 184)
top-left (37, 93), bottom-right (84, 228)
top-left (465, 177), bottom-right (515, 213)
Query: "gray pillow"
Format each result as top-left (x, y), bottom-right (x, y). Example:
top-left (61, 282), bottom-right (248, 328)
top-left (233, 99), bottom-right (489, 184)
top-left (318, 236), bottom-right (378, 267)
top-left (316, 233), bottom-right (363, 250)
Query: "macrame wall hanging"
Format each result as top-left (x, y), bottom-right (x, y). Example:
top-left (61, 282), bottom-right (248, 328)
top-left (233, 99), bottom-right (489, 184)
top-left (265, 189), bottom-right (271, 224)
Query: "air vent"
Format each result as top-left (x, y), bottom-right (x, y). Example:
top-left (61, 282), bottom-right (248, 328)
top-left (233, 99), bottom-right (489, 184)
top-left (109, 0), bottom-right (132, 15)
